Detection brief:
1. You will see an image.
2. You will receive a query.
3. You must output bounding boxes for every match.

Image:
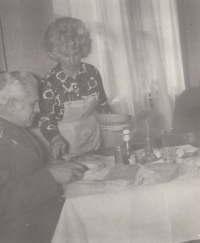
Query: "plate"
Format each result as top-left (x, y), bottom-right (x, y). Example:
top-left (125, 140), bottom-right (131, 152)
top-left (175, 145), bottom-right (199, 154)
top-left (75, 154), bottom-right (105, 163)
top-left (80, 161), bottom-right (106, 175)
top-left (101, 127), bottom-right (124, 131)
top-left (101, 124), bottom-right (130, 127)
top-left (97, 114), bottom-right (131, 126)
top-left (63, 154), bottom-right (105, 163)
top-left (101, 125), bottom-right (130, 131)
top-left (101, 124), bottom-right (130, 128)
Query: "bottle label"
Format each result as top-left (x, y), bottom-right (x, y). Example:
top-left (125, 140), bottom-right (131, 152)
top-left (123, 134), bottom-right (130, 142)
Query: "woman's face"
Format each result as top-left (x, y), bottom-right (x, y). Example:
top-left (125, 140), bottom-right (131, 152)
top-left (58, 49), bottom-right (82, 72)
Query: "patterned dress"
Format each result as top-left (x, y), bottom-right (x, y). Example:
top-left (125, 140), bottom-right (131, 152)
top-left (39, 62), bottom-right (112, 145)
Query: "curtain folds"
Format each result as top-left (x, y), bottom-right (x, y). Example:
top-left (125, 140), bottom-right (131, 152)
top-left (0, 17), bottom-right (7, 72)
top-left (53, 0), bottom-right (185, 133)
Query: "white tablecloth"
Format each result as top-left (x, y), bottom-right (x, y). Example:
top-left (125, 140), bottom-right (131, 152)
top-left (52, 156), bottom-right (200, 243)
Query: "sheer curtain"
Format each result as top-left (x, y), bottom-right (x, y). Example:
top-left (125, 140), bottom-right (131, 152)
top-left (0, 17), bottom-right (7, 72)
top-left (53, 0), bottom-right (185, 133)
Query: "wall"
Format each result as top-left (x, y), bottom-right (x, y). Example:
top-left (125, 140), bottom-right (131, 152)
top-left (177, 0), bottom-right (200, 88)
top-left (0, 0), bottom-right (55, 77)
top-left (0, 0), bottom-right (56, 151)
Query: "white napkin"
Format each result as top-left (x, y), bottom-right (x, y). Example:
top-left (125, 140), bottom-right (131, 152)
top-left (182, 154), bottom-right (200, 171)
top-left (176, 144), bottom-right (199, 154)
top-left (103, 162), bottom-right (187, 192)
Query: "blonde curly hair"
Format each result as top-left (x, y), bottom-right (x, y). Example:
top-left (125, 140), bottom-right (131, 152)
top-left (43, 17), bottom-right (92, 61)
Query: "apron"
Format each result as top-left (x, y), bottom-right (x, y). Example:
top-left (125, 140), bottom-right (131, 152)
top-left (58, 93), bottom-right (100, 155)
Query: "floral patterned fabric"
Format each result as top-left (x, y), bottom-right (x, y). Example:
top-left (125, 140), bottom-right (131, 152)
top-left (39, 62), bottom-right (112, 142)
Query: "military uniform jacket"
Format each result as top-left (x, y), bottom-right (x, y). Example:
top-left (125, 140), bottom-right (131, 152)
top-left (0, 117), bottom-right (60, 222)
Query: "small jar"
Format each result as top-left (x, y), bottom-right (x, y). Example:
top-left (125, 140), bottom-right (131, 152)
top-left (114, 146), bottom-right (123, 165)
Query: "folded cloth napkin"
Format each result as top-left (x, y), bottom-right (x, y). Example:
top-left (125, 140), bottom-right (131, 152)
top-left (103, 162), bottom-right (187, 192)
top-left (182, 154), bottom-right (200, 171)
top-left (104, 164), bottom-right (140, 183)
top-left (103, 164), bottom-right (140, 192)
top-left (135, 162), bottom-right (186, 185)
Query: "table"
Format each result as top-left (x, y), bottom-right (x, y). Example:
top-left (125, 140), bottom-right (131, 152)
top-left (52, 154), bottom-right (200, 243)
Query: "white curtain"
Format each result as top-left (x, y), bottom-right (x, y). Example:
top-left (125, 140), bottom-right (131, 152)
top-left (0, 17), bottom-right (7, 72)
top-left (53, 0), bottom-right (185, 133)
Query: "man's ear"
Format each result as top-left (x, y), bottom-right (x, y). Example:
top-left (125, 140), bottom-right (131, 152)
top-left (7, 98), bottom-right (17, 112)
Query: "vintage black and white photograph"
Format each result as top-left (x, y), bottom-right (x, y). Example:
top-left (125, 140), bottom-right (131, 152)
top-left (0, 0), bottom-right (200, 242)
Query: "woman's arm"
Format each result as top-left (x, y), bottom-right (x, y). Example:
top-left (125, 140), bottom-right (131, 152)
top-left (39, 78), bottom-right (62, 143)
top-left (94, 68), bottom-right (113, 114)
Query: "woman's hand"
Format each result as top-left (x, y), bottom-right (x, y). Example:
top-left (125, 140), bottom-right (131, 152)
top-left (51, 134), bottom-right (68, 161)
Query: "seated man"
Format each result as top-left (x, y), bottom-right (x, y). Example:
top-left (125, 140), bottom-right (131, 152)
top-left (0, 71), bottom-right (87, 242)
top-left (171, 86), bottom-right (200, 147)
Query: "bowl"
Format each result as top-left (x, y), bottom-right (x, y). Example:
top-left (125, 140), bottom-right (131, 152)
top-left (96, 114), bottom-right (131, 126)
top-left (80, 161), bottom-right (106, 175)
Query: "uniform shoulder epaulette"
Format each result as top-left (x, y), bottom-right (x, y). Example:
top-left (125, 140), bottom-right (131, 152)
top-left (0, 126), bottom-right (4, 138)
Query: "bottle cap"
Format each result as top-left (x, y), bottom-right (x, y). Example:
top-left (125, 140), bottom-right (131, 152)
top-left (123, 129), bottom-right (130, 135)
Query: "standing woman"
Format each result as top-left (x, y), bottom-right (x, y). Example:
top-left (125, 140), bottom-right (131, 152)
top-left (39, 17), bottom-right (112, 159)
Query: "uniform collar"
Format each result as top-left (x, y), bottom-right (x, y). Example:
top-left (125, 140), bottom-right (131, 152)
top-left (0, 116), bottom-right (20, 136)
top-left (0, 117), bottom-right (44, 163)
top-left (0, 117), bottom-right (34, 146)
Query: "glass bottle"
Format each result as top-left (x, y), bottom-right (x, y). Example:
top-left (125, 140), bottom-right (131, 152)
top-left (122, 129), bottom-right (135, 164)
top-left (114, 146), bottom-right (123, 165)
top-left (143, 136), bottom-right (158, 163)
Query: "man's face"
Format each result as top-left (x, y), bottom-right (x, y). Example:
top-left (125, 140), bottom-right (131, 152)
top-left (13, 82), bottom-right (40, 127)
top-left (58, 48), bottom-right (82, 72)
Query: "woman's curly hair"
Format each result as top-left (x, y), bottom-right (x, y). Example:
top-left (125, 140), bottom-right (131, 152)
top-left (43, 17), bottom-right (92, 61)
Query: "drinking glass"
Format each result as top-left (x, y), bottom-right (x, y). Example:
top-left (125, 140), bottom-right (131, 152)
top-left (134, 149), bottom-right (145, 164)
top-left (160, 147), bottom-right (177, 163)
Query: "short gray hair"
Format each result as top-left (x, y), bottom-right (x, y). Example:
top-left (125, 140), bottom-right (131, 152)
top-left (0, 71), bottom-right (37, 110)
